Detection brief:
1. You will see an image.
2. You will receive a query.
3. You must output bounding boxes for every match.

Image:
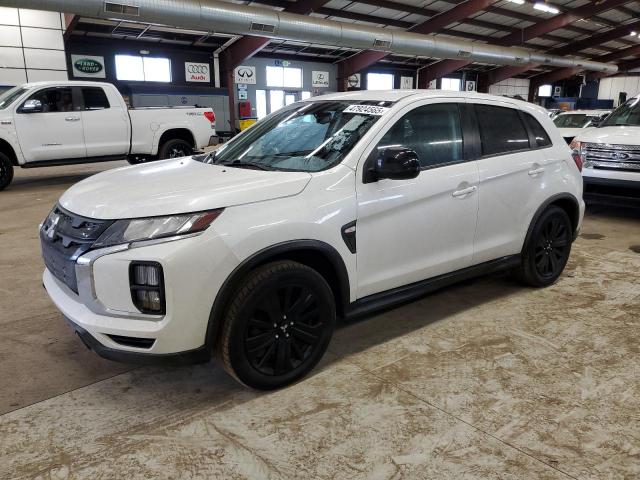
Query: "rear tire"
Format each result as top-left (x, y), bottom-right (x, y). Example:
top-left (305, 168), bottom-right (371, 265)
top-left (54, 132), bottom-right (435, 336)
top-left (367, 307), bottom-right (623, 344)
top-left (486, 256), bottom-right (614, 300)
top-left (0, 152), bottom-right (14, 191)
top-left (158, 138), bottom-right (192, 160)
top-left (220, 260), bottom-right (336, 390)
top-left (515, 206), bottom-right (573, 287)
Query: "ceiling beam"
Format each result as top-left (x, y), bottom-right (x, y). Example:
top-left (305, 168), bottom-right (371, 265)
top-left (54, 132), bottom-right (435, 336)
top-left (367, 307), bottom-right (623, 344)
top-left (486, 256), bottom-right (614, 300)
top-left (219, 0), bottom-right (329, 71)
top-left (337, 0), bottom-right (499, 81)
top-left (550, 19), bottom-right (640, 56)
top-left (469, 2), bottom-right (640, 86)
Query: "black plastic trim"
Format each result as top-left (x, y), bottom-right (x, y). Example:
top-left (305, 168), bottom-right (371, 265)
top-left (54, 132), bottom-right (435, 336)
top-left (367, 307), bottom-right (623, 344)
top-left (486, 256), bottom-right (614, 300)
top-left (341, 221), bottom-right (357, 254)
top-left (523, 193), bottom-right (581, 245)
top-left (583, 176), bottom-right (640, 207)
top-left (205, 240), bottom-right (351, 349)
top-left (345, 255), bottom-right (521, 319)
top-left (67, 319), bottom-right (210, 366)
top-left (21, 155), bottom-right (125, 168)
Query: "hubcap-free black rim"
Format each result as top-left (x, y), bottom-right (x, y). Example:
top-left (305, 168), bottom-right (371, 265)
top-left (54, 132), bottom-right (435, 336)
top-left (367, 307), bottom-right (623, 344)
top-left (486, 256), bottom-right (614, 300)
top-left (169, 147), bottom-right (187, 158)
top-left (534, 216), bottom-right (569, 278)
top-left (244, 285), bottom-right (323, 376)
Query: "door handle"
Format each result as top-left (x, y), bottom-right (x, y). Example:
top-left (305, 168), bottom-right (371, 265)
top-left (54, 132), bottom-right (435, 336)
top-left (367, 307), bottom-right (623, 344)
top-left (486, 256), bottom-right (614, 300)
top-left (452, 185), bottom-right (477, 198)
top-left (65, 116), bottom-right (80, 122)
top-left (528, 167), bottom-right (545, 176)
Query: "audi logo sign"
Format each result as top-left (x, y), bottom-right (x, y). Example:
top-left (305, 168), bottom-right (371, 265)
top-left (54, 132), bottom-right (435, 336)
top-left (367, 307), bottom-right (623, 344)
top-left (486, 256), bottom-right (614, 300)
top-left (185, 62), bottom-right (211, 83)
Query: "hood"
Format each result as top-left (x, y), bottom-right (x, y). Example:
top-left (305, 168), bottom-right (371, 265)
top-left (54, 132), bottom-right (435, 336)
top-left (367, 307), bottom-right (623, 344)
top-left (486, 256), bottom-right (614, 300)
top-left (59, 157), bottom-right (312, 219)
top-left (574, 126), bottom-right (640, 146)
top-left (558, 127), bottom-right (587, 139)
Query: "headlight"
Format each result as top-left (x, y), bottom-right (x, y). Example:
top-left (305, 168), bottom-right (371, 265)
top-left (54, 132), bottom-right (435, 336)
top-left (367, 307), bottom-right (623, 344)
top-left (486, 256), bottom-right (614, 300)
top-left (93, 209), bottom-right (223, 248)
top-left (569, 139), bottom-right (581, 151)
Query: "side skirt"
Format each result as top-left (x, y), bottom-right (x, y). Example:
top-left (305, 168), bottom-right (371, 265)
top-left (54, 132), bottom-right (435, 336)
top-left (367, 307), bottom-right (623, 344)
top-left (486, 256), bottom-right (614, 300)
top-left (345, 255), bottom-right (521, 320)
top-left (21, 155), bottom-right (126, 168)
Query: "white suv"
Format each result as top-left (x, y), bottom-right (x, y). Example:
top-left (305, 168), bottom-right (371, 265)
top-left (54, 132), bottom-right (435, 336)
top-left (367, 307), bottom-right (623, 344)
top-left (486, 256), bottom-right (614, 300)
top-left (41, 91), bottom-right (584, 389)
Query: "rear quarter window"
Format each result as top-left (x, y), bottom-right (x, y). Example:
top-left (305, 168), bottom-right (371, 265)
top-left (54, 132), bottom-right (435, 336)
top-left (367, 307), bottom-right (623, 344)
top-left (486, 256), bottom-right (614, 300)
top-left (522, 113), bottom-right (552, 148)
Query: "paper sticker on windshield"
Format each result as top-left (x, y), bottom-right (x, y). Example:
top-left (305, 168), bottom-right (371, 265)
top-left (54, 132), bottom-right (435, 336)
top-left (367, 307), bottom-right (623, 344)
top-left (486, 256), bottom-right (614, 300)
top-left (344, 105), bottom-right (390, 116)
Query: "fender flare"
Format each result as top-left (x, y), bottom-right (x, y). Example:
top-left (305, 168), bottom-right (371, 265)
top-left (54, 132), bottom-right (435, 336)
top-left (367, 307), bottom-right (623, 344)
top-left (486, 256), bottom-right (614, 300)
top-left (204, 239), bottom-right (351, 350)
top-left (522, 193), bottom-right (581, 252)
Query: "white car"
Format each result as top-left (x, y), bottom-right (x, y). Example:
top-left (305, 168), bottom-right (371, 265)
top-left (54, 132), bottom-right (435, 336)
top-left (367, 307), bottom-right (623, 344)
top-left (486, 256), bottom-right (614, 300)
top-left (41, 91), bottom-right (584, 389)
top-left (553, 109), bottom-right (611, 144)
top-left (571, 97), bottom-right (640, 207)
top-left (0, 81), bottom-right (216, 190)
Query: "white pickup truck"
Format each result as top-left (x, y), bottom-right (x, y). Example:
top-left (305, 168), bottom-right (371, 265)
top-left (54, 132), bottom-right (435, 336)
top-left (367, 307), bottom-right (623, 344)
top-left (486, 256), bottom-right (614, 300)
top-left (0, 81), bottom-right (216, 190)
top-left (571, 96), bottom-right (640, 207)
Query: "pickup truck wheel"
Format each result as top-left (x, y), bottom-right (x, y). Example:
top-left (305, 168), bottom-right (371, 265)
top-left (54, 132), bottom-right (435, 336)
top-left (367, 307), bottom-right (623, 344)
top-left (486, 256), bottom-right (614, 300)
top-left (0, 152), bottom-right (14, 191)
top-left (220, 260), bottom-right (336, 390)
top-left (158, 139), bottom-right (192, 160)
top-left (515, 206), bottom-right (572, 287)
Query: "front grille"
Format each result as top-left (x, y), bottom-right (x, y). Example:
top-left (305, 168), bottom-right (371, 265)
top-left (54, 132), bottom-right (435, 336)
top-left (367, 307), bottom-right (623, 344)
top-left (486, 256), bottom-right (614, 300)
top-left (40, 206), bottom-right (112, 293)
top-left (583, 143), bottom-right (640, 172)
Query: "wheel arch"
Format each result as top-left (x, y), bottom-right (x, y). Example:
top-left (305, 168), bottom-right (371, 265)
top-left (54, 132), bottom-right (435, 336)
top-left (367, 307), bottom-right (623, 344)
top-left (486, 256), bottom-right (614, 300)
top-left (157, 128), bottom-right (196, 152)
top-left (0, 137), bottom-right (18, 166)
top-left (523, 193), bottom-right (581, 251)
top-left (205, 240), bottom-right (350, 351)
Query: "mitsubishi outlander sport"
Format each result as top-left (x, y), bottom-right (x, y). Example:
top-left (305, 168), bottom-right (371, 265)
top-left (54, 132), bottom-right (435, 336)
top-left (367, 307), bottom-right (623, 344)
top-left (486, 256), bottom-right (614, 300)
top-left (41, 91), bottom-right (584, 389)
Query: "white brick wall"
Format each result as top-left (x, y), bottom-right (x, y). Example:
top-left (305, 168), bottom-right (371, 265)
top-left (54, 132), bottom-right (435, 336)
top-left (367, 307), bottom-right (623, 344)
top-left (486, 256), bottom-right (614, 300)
top-left (488, 78), bottom-right (530, 98)
top-left (0, 8), bottom-right (68, 86)
top-left (598, 76), bottom-right (640, 107)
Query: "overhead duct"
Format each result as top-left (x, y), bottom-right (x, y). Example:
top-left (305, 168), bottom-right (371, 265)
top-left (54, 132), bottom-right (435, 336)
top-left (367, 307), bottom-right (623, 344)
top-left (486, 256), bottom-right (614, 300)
top-left (7, 0), bottom-right (618, 74)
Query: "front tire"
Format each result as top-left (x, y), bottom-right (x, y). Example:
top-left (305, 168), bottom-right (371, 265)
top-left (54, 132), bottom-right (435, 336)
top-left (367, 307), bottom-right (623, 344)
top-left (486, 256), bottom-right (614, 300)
top-left (158, 138), bottom-right (192, 160)
top-left (516, 206), bottom-right (573, 287)
top-left (0, 152), bottom-right (14, 191)
top-left (220, 261), bottom-right (336, 390)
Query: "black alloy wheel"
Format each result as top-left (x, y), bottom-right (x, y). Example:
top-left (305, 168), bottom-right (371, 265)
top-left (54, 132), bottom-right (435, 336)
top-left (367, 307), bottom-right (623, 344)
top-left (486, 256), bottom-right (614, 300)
top-left (220, 261), bottom-right (335, 389)
top-left (534, 215), bottom-right (570, 278)
top-left (0, 152), bottom-right (14, 191)
top-left (244, 284), bottom-right (324, 376)
top-left (516, 205), bottom-right (573, 287)
top-left (158, 138), bottom-right (193, 160)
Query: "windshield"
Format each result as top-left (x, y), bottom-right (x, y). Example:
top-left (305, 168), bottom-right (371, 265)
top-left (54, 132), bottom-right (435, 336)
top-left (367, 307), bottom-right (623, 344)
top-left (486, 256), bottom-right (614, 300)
top-left (600, 97), bottom-right (640, 127)
top-left (553, 114), bottom-right (600, 129)
top-left (0, 86), bottom-right (27, 110)
top-left (197, 101), bottom-right (393, 172)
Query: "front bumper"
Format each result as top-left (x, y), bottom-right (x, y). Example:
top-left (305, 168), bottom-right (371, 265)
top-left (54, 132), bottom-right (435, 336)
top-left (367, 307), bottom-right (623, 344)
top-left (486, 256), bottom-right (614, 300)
top-left (583, 174), bottom-right (640, 208)
top-left (42, 231), bottom-right (238, 362)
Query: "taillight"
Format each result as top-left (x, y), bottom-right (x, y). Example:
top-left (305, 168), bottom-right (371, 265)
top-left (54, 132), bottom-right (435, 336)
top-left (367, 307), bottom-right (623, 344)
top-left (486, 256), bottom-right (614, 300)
top-left (569, 139), bottom-right (583, 172)
top-left (571, 150), bottom-right (583, 172)
top-left (204, 111), bottom-right (215, 124)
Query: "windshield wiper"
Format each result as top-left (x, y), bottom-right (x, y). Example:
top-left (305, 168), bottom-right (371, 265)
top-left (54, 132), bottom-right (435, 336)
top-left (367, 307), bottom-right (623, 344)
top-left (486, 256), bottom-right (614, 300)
top-left (218, 159), bottom-right (274, 171)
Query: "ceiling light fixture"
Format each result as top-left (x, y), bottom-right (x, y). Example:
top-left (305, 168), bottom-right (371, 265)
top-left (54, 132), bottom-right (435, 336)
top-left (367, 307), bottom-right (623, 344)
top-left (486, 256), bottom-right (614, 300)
top-left (507, 0), bottom-right (525, 4)
top-left (631, 31), bottom-right (637, 36)
top-left (533, 2), bottom-right (560, 14)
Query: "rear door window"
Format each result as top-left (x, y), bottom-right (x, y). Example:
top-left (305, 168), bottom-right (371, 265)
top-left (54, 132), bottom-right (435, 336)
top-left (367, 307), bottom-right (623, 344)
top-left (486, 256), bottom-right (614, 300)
top-left (82, 87), bottom-right (110, 110)
top-left (474, 104), bottom-right (530, 156)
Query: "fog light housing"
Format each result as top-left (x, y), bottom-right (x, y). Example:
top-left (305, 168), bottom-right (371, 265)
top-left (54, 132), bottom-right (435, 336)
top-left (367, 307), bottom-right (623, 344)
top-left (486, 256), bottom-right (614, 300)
top-left (129, 261), bottom-right (165, 314)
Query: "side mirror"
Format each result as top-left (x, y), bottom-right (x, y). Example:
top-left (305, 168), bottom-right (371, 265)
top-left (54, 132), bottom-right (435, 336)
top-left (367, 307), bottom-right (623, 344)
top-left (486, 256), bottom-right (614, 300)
top-left (588, 118), bottom-right (601, 128)
top-left (366, 146), bottom-right (421, 183)
top-left (19, 99), bottom-right (43, 114)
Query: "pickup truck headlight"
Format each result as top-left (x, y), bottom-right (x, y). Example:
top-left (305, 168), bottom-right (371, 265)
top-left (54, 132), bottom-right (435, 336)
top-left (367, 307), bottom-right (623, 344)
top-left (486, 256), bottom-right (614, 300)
top-left (93, 209), bottom-right (223, 248)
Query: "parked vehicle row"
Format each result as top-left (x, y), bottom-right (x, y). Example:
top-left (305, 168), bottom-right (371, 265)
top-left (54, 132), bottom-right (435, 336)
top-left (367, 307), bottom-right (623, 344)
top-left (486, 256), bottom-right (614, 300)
top-left (0, 81), bottom-right (216, 190)
top-left (572, 95), bottom-right (640, 207)
top-left (553, 109), bottom-right (611, 144)
top-left (40, 90), bottom-right (585, 389)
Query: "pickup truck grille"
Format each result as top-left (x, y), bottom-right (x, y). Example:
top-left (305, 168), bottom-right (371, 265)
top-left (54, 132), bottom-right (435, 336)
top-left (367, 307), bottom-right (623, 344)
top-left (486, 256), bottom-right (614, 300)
top-left (583, 143), bottom-right (640, 172)
top-left (40, 206), bottom-right (112, 293)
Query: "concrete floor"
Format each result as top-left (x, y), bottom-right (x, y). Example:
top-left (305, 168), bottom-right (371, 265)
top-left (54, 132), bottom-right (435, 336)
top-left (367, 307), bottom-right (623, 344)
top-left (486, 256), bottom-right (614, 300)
top-left (1, 162), bottom-right (639, 479)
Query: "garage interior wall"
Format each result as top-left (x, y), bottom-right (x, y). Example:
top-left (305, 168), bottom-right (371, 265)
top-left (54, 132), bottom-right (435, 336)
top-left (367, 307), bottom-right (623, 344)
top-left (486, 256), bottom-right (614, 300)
top-left (235, 57), bottom-right (338, 118)
top-left (598, 75), bottom-right (640, 106)
top-left (488, 78), bottom-right (530, 98)
top-left (0, 7), bottom-right (68, 87)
